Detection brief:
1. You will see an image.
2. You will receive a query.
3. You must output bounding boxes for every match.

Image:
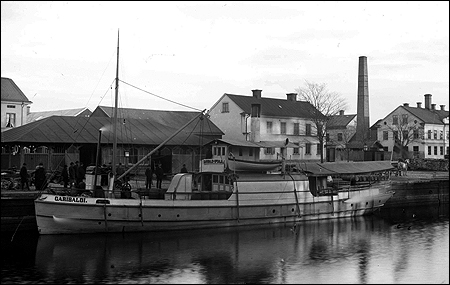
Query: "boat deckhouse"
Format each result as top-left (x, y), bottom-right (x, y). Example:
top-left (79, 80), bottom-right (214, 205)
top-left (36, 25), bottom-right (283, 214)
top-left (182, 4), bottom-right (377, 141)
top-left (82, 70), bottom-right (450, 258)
top-left (208, 90), bottom-right (325, 164)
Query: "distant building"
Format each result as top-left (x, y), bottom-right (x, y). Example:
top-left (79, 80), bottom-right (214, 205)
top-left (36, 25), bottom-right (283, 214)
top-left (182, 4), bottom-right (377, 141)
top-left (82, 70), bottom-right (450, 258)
top-left (1, 77), bottom-right (32, 132)
top-left (325, 110), bottom-right (357, 161)
top-left (375, 94), bottom-right (449, 159)
top-left (27, 107), bottom-right (91, 123)
top-left (208, 89), bottom-right (324, 163)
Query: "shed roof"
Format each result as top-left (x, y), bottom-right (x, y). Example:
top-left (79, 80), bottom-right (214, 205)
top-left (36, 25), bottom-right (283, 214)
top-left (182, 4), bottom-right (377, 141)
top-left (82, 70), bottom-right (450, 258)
top-left (1, 77), bottom-right (31, 103)
top-left (27, 108), bottom-right (91, 123)
top-left (1, 114), bottom-right (223, 146)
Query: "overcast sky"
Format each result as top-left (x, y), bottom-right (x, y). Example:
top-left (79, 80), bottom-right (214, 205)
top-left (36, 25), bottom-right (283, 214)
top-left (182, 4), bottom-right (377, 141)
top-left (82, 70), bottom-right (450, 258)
top-left (2, 1), bottom-right (449, 124)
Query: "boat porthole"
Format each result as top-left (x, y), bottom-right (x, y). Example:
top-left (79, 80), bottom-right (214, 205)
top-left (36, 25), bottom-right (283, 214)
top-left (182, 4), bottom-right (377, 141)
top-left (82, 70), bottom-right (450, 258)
top-left (291, 208), bottom-right (295, 212)
top-left (108, 213), bottom-right (112, 216)
top-left (366, 202), bottom-right (368, 205)
top-left (98, 222), bottom-right (102, 225)
top-left (138, 214), bottom-right (141, 217)
top-left (429, 190), bottom-right (433, 194)
top-left (379, 200), bottom-right (381, 203)
top-left (272, 209), bottom-right (276, 213)
top-left (177, 214), bottom-right (180, 217)
top-left (351, 204), bottom-right (353, 207)
top-left (158, 214), bottom-right (161, 217)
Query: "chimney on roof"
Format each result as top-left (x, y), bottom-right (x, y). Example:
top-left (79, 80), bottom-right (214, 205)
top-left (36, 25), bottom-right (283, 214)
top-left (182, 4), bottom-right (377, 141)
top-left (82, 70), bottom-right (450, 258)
top-left (339, 110), bottom-right (345, 115)
top-left (431, 104), bottom-right (436, 110)
top-left (424, 94), bottom-right (432, 109)
top-left (440, 105), bottom-right (446, 111)
top-left (286, 93), bottom-right (297, 101)
top-left (252, 89), bottom-right (262, 99)
top-left (417, 102), bottom-right (422, 108)
top-left (403, 103), bottom-right (409, 107)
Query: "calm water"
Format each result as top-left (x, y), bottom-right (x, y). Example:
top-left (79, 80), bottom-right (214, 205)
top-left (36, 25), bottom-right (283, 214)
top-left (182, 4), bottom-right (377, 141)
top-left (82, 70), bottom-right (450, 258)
top-left (1, 205), bottom-right (449, 284)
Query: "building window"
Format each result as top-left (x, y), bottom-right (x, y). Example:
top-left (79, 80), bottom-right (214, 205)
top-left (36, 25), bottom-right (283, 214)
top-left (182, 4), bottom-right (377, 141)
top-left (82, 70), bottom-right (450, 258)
top-left (280, 122), bottom-right (286, 134)
top-left (434, 146), bottom-right (438, 155)
top-left (393, 131), bottom-right (399, 140)
top-left (213, 146), bottom-right (226, 157)
top-left (337, 133), bottom-right (343, 141)
top-left (267, 121), bottom-right (273, 134)
top-left (413, 130), bottom-right (419, 139)
top-left (238, 148), bottom-right (243, 156)
top-left (326, 133), bottom-right (330, 142)
top-left (293, 147), bottom-right (299, 155)
top-left (393, 115), bottom-right (398, 125)
top-left (440, 130), bottom-right (443, 140)
top-left (440, 146), bottom-right (444, 155)
top-left (427, 130), bottom-right (432, 139)
top-left (306, 124), bottom-right (311, 136)
top-left (221, 102), bottom-right (229, 113)
top-left (402, 130), bottom-right (409, 141)
top-left (413, 146), bottom-right (419, 152)
top-left (317, 143), bottom-right (321, 155)
top-left (383, 131), bottom-right (388, 140)
top-left (305, 143), bottom-right (311, 154)
top-left (428, 146), bottom-right (431, 155)
top-left (434, 130), bottom-right (437, 140)
top-left (294, 123), bottom-right (299, 135)
top-left (7, 105), bottom-right (16, 108)
top-left (264, 147), bottom-right (274, 155)
top-left (402, 114), bottom-right (408, 124)
top-left (5, 113), bottom-right (16, 128)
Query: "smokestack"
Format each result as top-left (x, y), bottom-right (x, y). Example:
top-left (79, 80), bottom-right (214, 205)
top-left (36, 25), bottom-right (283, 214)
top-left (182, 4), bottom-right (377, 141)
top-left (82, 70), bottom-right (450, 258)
top-left (339, 110), bottom-right (345, 115)
top-left (252, 89), bottom-right (262, 99)
top-left (403, 103), bottom-right (409, 107)
top-left (286, 93), bottom-right (297, 101)
top-left (424, 94), bottom-right (432, 109)
top-left (356, 56), bottom-right (370, 142)
top-left (417, 102), bottom-right (422, 108)
top-left (440, 105), bottom-right (446, 111)
top-left (431, 104), bottom-right (436, 110)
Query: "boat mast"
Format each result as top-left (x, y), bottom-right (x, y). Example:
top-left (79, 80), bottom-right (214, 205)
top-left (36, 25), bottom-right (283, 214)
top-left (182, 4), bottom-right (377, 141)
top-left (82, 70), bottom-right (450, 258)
top-left (112, 29), bottom-right (119, 185)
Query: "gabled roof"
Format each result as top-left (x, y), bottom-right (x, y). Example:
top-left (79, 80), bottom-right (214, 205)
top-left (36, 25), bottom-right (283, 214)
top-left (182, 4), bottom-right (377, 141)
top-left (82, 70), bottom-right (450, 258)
top-left (1, 77), bottom-right (32, 103)
top-left (27, 108), bottom-right (91, 123)
top-left (1, 115), bottom-right (223, 146)
top-left (327, 114), bottom-right (356, 129)
top-left (402, 106), bottom-right (449, 124)
top-left (91, 106), bottom-right (205, 124)
top-left (224, 94), bottom-right (325, 120)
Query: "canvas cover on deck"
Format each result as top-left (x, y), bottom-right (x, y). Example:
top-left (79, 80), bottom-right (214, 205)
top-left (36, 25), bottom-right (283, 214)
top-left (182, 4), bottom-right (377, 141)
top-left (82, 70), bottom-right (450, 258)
top-left (299, 161), bottom-right (395, 176)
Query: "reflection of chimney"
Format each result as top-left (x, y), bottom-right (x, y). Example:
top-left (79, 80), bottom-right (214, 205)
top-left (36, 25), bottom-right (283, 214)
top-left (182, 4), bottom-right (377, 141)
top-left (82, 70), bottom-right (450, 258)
top-left (339, 110), bottom-right (345, 115)
top-left (403, 103), bottom-right (409, 107)
top-left (431, 104), bottom-right (436, 110)
top-left (286, 93), bottom-right (297, 101)
top-left (440, 105), bottom-right (446, 111)
top-left (424, 94), bottom-right (432, 109)
top-left (252, 89), bottom-right (262, 99)
top-left (417, 102), bottom-right (422, 108)
top-left (356, 56), bottom-right (370, 142)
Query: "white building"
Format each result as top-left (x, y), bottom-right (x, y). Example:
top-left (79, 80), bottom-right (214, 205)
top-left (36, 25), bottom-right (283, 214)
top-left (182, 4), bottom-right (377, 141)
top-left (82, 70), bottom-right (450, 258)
top-left (376, 94), bottom-right (449, 159)
top-left (208, 90), bottom-right (323, 163)
top-left (1, 77), bottom-right (32, 132)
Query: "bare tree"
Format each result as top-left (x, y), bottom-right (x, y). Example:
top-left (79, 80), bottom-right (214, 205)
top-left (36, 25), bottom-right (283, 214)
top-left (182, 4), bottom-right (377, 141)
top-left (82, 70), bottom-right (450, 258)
top-left (384, 119), bottom-right (424, 159)
top-left (295, 80), bottom-right (348, 163)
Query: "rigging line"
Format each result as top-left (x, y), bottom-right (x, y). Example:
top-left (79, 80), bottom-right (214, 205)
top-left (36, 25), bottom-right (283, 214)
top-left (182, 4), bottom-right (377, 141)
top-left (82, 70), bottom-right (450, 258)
top-left (119, 80), bottom-right (203, 112)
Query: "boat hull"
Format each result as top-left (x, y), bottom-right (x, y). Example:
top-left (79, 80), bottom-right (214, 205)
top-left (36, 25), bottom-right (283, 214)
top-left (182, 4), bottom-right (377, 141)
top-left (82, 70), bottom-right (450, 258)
top-left (34, 188), bottom-right (393, 235)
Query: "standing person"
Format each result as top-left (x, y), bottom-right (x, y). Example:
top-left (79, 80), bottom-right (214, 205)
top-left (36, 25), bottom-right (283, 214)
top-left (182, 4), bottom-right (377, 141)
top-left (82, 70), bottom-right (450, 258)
top-left (34, 163), bottom-right (46, 191)
top-left (180, 164), bottom-right (188, 173)
top-left (68, 162), bottom-right (76, 188)
top-left (74, 161), bottom-right (80, 186)
top-left (155, 164), bottom-right (164, 189)
top-left (76, 162), bottom-right (85, 187)
top-left (20, 163), bottom-right (30, 191)
top-left (145, 165), bottom-right (153, 189)
top-left (61, 164), bottom-right (69, 188)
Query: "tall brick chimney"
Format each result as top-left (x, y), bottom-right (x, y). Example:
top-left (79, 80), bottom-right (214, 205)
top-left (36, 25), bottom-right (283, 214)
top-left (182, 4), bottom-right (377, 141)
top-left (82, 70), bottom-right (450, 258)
top-left (356, 56), bottom-right (370, 142)
top-left (424, 94), bottom-right (432, 109)
top-left (252, 89), bottom-right (262, 99)
top-left (286, 93), bottom-right (297, 101)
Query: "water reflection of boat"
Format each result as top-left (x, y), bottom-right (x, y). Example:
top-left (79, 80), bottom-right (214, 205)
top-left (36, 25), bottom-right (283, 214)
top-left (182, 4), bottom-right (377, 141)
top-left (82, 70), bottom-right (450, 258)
top-left (33, 216), bottom-right (381, 284)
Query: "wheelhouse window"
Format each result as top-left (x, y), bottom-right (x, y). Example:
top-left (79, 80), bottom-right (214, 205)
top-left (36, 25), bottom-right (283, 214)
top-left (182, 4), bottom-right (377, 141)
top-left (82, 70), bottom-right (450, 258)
top-left (264, 147), bottom-right (275, 155)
